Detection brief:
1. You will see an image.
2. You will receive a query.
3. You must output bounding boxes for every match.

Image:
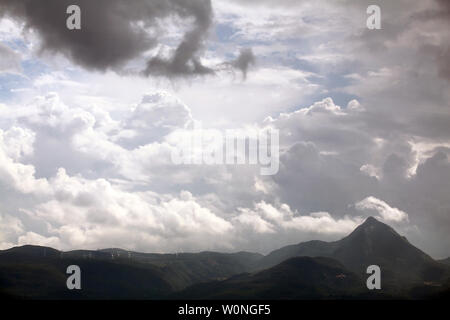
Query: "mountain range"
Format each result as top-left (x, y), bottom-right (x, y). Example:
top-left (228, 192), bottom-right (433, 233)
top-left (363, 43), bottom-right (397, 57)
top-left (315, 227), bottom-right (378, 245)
top-left (0, 217), bottom-right (449, 299)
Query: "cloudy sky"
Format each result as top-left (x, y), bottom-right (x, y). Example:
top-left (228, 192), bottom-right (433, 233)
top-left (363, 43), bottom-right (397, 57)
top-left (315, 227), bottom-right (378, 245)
top-left (0, 0), bottom-right (449, 258)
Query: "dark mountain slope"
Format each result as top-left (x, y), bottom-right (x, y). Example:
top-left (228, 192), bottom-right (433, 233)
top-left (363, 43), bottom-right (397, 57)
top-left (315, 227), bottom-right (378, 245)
top-left (65, 248), bottom-right (262, 291)
top-left (174, 256), bottom-right (369, 300)
top-left (0, 245), bottom-right (172, 299)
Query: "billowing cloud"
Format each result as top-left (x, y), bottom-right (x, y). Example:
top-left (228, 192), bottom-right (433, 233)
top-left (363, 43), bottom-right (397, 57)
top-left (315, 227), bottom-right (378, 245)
top-left (234, 202), bottom-right (362, 235)
top-left (119, 91), bottom-right (193, 148)
top-left (0, 90), bottom-right (448, 256)
top-left (0, 127), bottom-right (49, 194)
top-left (21, 169), bottom-right (234, 251)
top-left (0, 214), bottom-right (23, 249)
top-left (355, 196), bottom-right (409, 223)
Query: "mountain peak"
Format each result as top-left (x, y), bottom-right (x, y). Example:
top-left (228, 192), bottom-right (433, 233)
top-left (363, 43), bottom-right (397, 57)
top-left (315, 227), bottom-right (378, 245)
top-left (356, 216), bottom-right (395, 233)
top-left (362, 216), bottom-right (381, 225)
top-left (344, 216), bottom-right (399, 242)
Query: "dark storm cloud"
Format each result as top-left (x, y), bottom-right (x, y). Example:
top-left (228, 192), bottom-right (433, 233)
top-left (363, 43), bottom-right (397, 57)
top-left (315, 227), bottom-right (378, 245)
top-left (143, 0), bottom-right (214, 77)
top-left (432, 0), bottom-right (450, 81)
top-left (217, 48), bottom-right (256, 80)
top-left (414, 0), bottom-right (450, 81)
top-left (231, 48), bottom-right (255, 80)
top-left (0, 0), bottom-right (213, 77)
top-left (432, 0), bottom-right (450, 19)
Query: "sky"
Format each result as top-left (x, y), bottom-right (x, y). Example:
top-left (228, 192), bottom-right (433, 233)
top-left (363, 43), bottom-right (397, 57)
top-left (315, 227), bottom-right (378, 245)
top-left (0, 0), bottom-right (449, 258)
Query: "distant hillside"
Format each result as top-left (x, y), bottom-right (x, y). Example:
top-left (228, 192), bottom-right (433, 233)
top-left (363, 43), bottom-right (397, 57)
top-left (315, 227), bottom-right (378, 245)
top-left (174, 256), bottom-right (374, 300)
top-left (0, 245), bottom-right (171, 299)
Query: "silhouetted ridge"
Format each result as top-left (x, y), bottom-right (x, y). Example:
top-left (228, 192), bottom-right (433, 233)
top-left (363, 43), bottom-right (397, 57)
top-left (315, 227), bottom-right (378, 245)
top-left (1, 245), bottom-right (60, 258)
top-left (0, 218), bottom-right (449, 299)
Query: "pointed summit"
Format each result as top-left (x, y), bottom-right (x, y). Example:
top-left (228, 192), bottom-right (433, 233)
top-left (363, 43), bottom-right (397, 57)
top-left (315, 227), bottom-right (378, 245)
top-left (359, 216), bottom-right (392, 229)
top-left (344, 216), bottom-right (399, 241)
top-left (363, 216), bottom-right (379, 224)
top-left (353, 216), bottom-right (387, 232)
